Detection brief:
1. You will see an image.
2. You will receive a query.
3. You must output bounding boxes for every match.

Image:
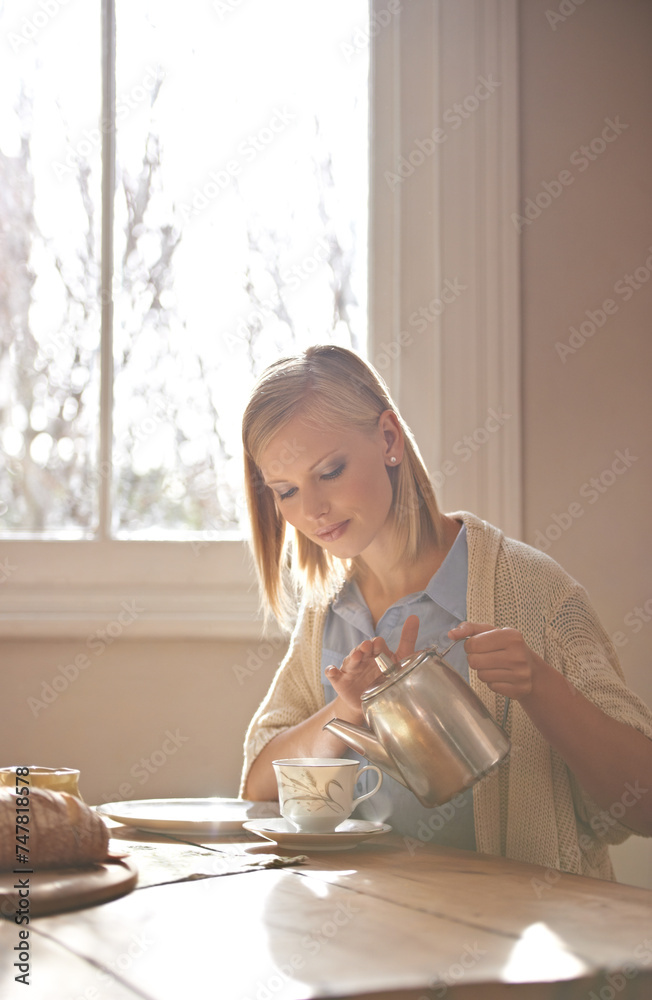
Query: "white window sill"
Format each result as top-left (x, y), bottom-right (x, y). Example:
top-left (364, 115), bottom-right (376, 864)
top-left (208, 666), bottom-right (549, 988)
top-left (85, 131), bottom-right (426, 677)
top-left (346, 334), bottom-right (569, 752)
top-left (0, 539), bottom-right (270, 640)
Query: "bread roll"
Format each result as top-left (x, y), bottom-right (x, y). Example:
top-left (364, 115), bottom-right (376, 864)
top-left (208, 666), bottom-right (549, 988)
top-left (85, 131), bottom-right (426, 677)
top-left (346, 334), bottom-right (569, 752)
top-left (0, 788), bottom-right (109, 870)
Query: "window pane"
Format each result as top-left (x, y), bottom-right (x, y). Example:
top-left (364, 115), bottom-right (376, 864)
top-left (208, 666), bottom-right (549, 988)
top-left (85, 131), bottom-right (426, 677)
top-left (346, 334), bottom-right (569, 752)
top-left (0, 2), bottom-right (102, 534)
top-left (113, 0), bottom-right (369, 536)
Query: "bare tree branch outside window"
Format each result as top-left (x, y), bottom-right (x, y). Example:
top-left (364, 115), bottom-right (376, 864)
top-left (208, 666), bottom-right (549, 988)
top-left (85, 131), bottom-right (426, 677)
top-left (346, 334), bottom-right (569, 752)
top-left (0, 0), bottom-right (368, 538)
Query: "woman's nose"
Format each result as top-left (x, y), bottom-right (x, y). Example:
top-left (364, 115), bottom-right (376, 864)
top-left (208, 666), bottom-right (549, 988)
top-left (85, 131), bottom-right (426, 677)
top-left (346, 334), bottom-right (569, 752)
top-left (301, 484), bottom-right (329, 521)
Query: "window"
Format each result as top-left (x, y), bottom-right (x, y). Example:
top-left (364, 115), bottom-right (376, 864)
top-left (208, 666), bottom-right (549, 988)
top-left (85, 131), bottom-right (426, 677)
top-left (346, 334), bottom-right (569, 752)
top-left (0, 0), bottom-right (368, 539)
top-left (0, 1), bottom-right (521, 639)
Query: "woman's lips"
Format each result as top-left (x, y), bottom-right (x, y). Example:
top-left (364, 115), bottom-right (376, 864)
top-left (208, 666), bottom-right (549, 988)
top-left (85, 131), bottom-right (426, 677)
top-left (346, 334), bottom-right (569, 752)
top-left (315, 520), bottom-right (350, 543)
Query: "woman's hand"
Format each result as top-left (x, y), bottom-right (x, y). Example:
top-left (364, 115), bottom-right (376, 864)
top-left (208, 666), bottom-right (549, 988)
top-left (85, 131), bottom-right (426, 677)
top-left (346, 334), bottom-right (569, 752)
top-left (448, 622), bottom-right (652, 835)
top-left (447, 621), bottom-right (548, 701)
top-left (325, 614), bottom-right (421, 718)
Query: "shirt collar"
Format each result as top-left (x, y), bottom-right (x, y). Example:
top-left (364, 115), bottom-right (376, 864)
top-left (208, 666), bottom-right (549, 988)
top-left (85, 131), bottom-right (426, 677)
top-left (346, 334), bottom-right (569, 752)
top-left (332, 523), bottom-right (467, 621)
top-left (423, 522), bottom-right (467, 620)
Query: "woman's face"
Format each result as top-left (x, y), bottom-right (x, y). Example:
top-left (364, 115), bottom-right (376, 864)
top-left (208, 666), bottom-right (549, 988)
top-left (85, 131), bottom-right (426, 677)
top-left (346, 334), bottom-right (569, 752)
top-left (258, 410), bottom-right (403, 562)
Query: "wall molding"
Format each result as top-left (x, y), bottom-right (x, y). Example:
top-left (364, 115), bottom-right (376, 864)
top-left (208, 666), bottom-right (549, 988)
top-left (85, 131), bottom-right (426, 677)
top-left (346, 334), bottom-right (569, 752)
top-left (0, 539), bottom-right (266, 640)
top-left (0, 586), bottom-right (263, 640)
top-left (369, 0), bottom-right (522, 539)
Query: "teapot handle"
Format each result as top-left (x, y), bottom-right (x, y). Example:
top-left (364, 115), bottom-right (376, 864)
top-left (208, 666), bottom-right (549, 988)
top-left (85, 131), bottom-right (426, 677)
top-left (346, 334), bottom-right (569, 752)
top-left (375, 637), bottom-right (471, 673)
top-left (433, 635), bottom-right (467, 658)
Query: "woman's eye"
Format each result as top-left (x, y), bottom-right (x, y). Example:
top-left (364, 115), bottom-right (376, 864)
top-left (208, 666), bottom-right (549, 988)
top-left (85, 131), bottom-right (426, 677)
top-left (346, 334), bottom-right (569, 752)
top-left (322, 464), bottom-right (345, 481)
top-left (276, 464), bottom-right (344, 500)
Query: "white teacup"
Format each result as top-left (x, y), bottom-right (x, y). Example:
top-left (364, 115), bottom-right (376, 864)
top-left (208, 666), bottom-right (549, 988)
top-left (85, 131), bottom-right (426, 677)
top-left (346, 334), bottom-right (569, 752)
top-left (272, 757), bottom-right (383, 834)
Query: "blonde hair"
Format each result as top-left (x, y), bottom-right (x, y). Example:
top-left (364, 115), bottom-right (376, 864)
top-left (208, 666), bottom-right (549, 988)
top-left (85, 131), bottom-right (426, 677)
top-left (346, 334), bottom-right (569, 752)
top-left (242, 345), bottom-right (443, 628)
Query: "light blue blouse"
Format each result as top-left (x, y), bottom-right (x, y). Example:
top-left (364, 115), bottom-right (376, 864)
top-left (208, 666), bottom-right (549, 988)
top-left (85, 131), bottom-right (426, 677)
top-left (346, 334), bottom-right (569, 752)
top-left (321, 523), bottom-right (476, 849)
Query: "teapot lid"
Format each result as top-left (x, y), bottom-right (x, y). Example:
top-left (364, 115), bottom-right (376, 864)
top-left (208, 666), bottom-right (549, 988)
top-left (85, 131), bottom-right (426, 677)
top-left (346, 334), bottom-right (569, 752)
top-left (361, 648), bottom-right (432, 702)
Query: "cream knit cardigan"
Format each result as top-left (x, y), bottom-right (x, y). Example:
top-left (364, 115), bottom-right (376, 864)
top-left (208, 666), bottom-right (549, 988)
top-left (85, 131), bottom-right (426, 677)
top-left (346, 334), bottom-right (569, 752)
top-left (241, 511), bottom-right (652, 879)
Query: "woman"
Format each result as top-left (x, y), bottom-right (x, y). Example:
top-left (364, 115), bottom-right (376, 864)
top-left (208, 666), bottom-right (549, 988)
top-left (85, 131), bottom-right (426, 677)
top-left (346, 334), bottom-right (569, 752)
top-left (239, 344), bottom-right (652, 878)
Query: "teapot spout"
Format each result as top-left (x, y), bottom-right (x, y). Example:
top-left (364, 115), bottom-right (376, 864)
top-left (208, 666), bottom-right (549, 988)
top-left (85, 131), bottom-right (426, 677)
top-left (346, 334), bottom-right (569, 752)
top-left (323, 718), bottom-right (408, 787)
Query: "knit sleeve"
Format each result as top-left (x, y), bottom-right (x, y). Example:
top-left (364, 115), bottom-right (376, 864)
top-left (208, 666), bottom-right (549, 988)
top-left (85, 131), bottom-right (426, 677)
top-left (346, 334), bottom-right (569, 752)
top-left (545, 584), bottom-right (652, 844)
top-left (239, 605), bottom-right (325, 797)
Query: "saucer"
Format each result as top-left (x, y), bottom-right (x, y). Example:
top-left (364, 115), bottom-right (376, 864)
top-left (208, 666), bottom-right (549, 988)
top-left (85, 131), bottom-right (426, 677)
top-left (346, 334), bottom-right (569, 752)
top-left (242, 818), bottom-right (392, 851)
top-left (96, 798), bottom-right (279, 834)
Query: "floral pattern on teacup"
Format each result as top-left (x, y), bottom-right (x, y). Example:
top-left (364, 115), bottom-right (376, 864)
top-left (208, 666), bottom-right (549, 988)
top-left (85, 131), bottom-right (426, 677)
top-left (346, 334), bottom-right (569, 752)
top-left (279, 769), bottom-right (345, 814)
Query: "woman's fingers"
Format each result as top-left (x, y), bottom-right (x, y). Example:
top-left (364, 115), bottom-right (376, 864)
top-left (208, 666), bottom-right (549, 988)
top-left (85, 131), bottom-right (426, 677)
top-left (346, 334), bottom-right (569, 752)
top-left (332, 618), bottom-right (541, 703)
top-left (448, 623), bottom-right (540, 699)
top-left (326, 615), bottom-right (420, 706)
top-left (396, 614), bottom-right (420, 661)
top-left (448, 621), bottom-right (502, 644)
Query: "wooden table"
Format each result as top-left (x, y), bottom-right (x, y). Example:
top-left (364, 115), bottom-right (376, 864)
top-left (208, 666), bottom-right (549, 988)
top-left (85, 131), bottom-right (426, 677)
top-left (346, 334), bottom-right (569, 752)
top-left (2, 822), bottom-right (652, 1000)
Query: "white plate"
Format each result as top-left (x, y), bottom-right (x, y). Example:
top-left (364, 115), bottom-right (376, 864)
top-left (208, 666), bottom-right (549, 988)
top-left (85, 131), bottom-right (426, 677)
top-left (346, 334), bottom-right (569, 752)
top-left (95, 798), bottom-right (280, 834)
top-left (242, 818), bottom-right (392, 851)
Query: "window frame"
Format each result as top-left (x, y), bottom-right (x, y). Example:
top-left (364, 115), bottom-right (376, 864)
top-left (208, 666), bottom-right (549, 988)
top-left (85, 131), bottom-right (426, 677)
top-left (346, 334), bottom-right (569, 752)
top-left (0, 0), bottom-right (520, 640)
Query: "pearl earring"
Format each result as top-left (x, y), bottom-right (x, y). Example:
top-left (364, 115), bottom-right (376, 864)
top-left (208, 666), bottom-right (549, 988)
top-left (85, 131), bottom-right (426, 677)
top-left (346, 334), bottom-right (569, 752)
top-left (390, 456), bottom-right (397, 464)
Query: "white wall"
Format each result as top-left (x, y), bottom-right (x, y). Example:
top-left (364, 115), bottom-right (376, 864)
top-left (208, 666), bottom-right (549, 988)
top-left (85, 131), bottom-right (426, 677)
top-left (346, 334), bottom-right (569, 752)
top-left (520, 0), bottom-right (652, 887)
top-left (1, 638), bottom-right (280, 805)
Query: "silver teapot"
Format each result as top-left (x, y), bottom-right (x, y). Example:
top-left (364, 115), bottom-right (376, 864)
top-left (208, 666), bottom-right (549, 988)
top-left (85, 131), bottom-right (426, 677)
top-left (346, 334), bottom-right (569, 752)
top-left (323, 640), bottom-right (510, 808)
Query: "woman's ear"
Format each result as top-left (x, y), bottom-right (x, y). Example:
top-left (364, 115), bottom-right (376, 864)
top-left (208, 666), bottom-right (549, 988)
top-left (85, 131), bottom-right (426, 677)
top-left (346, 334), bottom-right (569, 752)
top-left (378, 409), bottom-right (405, 466)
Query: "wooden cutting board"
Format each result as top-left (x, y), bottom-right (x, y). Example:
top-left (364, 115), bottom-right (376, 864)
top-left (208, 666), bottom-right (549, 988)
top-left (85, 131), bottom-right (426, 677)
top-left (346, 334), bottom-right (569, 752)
top-left (0, 857), bottom-right (138, 917)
